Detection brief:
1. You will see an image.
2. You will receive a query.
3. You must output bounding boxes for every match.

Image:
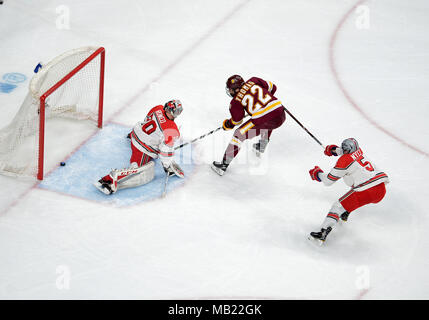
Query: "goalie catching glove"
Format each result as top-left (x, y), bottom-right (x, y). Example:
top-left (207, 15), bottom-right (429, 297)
top-left (162, 161), bottom-right (185, 178)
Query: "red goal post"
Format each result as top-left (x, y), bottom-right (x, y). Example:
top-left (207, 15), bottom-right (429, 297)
top-left (38, 47), bottom-right (105, 180)
top-left (0, 46), bottom-right (105, 180)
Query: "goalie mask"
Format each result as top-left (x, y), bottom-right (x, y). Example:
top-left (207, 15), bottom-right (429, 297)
top-left (226, 74), bottom-right (244, 97)
top-left (164, 99), bottom-right (183, 119)
top-left (341, 138), bottom-right (359, 154)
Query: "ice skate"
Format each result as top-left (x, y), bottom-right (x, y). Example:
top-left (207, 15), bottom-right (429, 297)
top-left (253, 139), bottom-right (269, 157)
top-left (308, 227), bottom-right (332, 245)
top-left (94, 174), bottom-right (117, 195)
top-left (340, 211), bottom-right (350, 222)
top-left (211, 161), bottom-right (229, 176)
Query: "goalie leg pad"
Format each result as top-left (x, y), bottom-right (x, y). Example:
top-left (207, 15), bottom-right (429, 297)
top-left (116, 161), bottom-right (155, 190)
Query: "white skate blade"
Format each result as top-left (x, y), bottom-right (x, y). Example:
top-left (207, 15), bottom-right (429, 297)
top-left (252, 143), bottom-right (266, 158)
top-left (210, 164), bottom-right (225, 176)
top-left (307, 235), bottom-right (325, 247)
top-left (93, 181), bottom-right (112, 195)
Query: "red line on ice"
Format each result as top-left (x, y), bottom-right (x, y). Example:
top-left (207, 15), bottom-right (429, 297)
top-left (108, 0), bottom-right (252, 122)
top-left (355, 288), bottom-right (370, 300)
top-left (329, 0), bottom-right (429, 157)
top-left (0, 0), bottom-right (252, 216)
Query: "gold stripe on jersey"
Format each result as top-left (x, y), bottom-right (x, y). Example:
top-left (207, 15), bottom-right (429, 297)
top-left (252, 100), bottom-right (283, 119)
top-left (239, 122), bottom-right (255, 135)
top-left (231, 138), bottom-right (241, 147)
top-left (231, 118), bottom-right (243, 125)
top-left (268, 81), bottom-right (273, 92)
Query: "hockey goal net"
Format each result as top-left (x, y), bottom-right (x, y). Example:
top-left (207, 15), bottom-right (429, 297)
top-left (0, 46), bottom-right (105, 180)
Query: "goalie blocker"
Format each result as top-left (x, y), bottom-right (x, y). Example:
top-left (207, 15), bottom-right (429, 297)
top-left (94, 100), bottom-right (184, 195)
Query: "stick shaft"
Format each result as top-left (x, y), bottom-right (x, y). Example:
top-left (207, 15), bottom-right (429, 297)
top-left (162, 173), bottom-right (169, 197)
top-left (283, 107), bottom-right (324, 147)
top-left (174, 127), bottom-right (222, 150)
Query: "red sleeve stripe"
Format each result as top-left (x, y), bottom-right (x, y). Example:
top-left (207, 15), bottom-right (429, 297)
top-left (327, 173), bottom-right (340, 181)
top-left (354, 172), bottom-right (388, 189)
top-left (334, 161), bottom-right (355, 170)
top-left (132, 131), bottom-right (159, 154)
top-left (159, 150), bottom-right (174, 157)
top-left (339, 189), bottom-right (355, 202)
top-left (327, 213), bottom-right (339, 221)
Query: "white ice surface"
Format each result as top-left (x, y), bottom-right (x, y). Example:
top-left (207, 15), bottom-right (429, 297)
top-left (0, 0), bottom-right (428, 299)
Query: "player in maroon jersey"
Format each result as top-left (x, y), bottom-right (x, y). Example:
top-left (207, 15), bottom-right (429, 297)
top-left (211, 75), bottom-right (286, 176)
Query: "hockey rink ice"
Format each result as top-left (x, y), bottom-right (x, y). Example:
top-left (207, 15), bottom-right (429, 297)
top-left (0, 0), bottom-right (428, 299)
top-left (38, 123), bottom-right (195, 207)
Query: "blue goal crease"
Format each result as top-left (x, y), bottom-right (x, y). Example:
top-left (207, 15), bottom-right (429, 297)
top-left (38, 123), bottom-right (195, 207)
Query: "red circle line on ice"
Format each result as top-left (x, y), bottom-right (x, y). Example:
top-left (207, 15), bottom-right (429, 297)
top-left (329, 0), bottom-right (429, 158)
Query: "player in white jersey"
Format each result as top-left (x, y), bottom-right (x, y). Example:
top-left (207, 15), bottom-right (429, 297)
top-left (308, 138), bottom-right (389, 244)
top-left (94, 100), bottom-right (184, 195)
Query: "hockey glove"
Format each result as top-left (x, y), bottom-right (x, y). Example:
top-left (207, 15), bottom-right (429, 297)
top-left (222, 119), bottom-right (235, 131)
top-left (324, 145), bottom-right (339, 156)
top-left (309, 166), bottom-right (323, 182)
top-left (162, 161), bottom-right (185, 178)
top-left (162, 164), bottom-right (175, 177)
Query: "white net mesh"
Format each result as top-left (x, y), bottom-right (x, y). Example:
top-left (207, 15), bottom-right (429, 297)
top-left (0, 46), bottom-right (103, 178)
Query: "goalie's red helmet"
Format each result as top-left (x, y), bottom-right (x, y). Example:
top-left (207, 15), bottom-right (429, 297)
top-left (226, 74), bottom-right (244, 97)
top-left (164, 99), bottom-right (183, 119)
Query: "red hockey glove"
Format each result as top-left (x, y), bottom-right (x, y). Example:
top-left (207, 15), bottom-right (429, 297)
top-left (222, 119), bottom-right (235, 131)
top-left (309, 166), bottom-right (323, 182)
top-left (324, 145), bottom-right (339, 156)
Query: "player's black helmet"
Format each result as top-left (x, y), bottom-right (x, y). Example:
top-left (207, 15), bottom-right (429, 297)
top-left (226, 75), bottom-right (244, 97)
top-left (341, 138), bottom-right (359, 154)
top-left (164, 99), bottom-right (183, 119)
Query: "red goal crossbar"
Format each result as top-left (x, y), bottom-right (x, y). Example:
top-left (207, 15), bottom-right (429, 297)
top-left (37, 47), bottom-right (105, 180)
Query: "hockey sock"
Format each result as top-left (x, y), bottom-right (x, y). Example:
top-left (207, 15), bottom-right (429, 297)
top-left (222, 137), bottom-right (242, 164)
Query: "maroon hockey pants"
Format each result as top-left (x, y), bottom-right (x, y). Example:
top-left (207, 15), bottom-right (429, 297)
top-left (223, 109), bottom-right (286, 163)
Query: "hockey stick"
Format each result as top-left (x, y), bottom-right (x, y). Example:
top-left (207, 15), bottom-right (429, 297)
top-left (162, 172), bottom-right (169, 198)
top-left (283, 107), bottom-right (324, 147)
top-left (174, 115), bottom-right (251, 150)
top-left (174, 126), bottom-right (222, 150)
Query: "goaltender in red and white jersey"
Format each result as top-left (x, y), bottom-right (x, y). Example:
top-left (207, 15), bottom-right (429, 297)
top-left (308, 138), bottom-right (389, 244)
top-left (94, 100), bottom-right (184, 195)
top-left (130, 104), bottom-right (180, 168)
